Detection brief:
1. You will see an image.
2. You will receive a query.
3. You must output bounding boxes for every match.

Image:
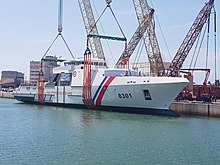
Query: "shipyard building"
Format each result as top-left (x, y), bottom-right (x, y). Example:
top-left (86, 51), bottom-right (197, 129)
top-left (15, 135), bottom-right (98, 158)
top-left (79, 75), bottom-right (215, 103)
top-left (1, 71), bottom-right (24, 89)
top-left (29, 56), bottom-right (59, 86)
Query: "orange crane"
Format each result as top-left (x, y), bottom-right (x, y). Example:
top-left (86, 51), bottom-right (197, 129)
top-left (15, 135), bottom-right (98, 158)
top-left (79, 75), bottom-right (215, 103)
top-left (132, 0), bottom-right (165, 76)
top-left (180, 68), bottom-right (211, 101)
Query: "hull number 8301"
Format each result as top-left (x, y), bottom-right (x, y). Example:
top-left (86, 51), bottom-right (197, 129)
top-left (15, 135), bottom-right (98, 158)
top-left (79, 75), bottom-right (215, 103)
top-left (118, 93), bottom-right (132, 99)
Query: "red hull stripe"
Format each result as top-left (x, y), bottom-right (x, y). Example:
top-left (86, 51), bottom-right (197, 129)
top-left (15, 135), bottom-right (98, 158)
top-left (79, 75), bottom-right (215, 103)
top-left (92, 76), bottom-right (108, 103)
top-left (96, 76), bottom-right (115, 106)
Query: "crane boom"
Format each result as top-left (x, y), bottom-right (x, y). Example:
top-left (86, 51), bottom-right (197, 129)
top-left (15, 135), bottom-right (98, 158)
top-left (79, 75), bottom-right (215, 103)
top-left (133, 0), bottom-right (164, 76)
top-left (167, 0), bottom-right (215, 77)
top-left (115, 8), bottom-right (154, 67)
top-left (78, 0), bottom-right (105, 60)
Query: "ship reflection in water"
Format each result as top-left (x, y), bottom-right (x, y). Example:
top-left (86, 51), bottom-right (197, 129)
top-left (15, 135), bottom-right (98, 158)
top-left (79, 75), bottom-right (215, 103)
top-left (81, 110), bottom-right (102, 127)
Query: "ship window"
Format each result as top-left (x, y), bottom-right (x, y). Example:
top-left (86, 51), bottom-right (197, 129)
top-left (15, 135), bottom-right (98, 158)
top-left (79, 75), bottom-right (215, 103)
top-left (60, 73), bottom-right (72, 86)
top-left (143, 90), bottom-right (152, 100)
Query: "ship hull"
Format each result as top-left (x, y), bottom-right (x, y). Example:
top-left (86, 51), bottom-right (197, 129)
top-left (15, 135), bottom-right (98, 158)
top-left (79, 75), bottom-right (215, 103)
top-left (13, 60), bottom-right (188, 116)
top-left (13, 94), bottom-right (180, 116)
top-left (13, 76), bottom-right (188, 116)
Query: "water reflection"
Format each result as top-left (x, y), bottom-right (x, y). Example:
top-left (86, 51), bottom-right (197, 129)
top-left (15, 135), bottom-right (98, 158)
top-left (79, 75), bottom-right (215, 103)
top-left (81, 110), bottom-right (102, 127)
top-left (37, 105), bottom-right (44, 111)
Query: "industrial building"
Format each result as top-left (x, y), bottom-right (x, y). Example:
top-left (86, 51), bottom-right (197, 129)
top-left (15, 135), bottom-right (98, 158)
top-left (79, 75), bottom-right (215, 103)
top-left (29, 56), bottom-right (59, 86)
top-left (1, 71), bottom-right (24, 89)
top-left (29, 61), bottom-right (41, 86)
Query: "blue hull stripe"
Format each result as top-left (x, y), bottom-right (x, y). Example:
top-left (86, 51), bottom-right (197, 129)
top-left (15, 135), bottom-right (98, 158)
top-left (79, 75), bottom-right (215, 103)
top-left (92, 76), bottom-right (108, 102)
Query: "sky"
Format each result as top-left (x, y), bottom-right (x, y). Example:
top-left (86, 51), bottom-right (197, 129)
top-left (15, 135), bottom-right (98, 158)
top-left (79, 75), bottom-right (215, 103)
top-left (0, 0), bottom-right (219, 84)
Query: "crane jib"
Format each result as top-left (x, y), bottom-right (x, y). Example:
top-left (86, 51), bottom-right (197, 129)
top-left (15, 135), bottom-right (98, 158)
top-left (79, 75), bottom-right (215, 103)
top-left (87, 34), bottom-right (127, 42)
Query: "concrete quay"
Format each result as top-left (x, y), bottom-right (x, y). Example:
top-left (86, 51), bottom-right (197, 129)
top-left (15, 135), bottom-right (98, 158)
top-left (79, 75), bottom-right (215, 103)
top-left (170, 101), bottom-right (220, 118)
top-left (0, 91), bottom-right (14, 99)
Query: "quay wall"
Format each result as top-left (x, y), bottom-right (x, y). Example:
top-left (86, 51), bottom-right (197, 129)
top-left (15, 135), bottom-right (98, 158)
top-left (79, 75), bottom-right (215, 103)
top-left (0, 91), bottom-right (14, 99)
top-left (170, 101), bottom-right (220, 118)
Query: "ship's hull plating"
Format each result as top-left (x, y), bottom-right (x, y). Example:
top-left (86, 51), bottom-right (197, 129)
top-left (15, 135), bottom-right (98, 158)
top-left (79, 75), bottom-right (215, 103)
top-left (13, 76), bottom-right (188, 116)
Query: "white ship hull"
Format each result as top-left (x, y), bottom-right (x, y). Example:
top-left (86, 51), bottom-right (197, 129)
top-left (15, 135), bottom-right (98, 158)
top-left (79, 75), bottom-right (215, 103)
top-left (13, 58), bottom-right (188, 116)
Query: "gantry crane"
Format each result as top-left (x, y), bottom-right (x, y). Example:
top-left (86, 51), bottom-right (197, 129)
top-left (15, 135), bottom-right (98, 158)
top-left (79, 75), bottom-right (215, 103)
top-left (132, 0), bottom-right (165, 76)
top-left (78, 0), bottom-right (105, 60)
top-left (167, 0), bottom-right (215, 77)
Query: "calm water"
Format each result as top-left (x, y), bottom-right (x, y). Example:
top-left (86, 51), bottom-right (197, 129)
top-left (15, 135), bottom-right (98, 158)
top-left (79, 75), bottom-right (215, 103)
top-left (1, 98), bottom-right (220, 165)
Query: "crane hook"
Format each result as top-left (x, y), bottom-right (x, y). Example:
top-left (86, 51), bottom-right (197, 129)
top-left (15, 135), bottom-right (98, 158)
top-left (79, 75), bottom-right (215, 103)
top-left (106, 0), bottom-right (112, 5)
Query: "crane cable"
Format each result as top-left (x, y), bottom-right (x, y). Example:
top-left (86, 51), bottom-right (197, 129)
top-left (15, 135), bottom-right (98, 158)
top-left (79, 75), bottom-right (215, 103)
top-left (188, 28), bottom-right (202, 69)
top-left (191, 24), bottom-right (208, 73)
top-left (213, 7), bottom-right (217, 82)
top-left (42, 0), bottom-right (75, 60)
top-left (189, 8), bottom-right (216, 76)
top-left (206, 16), bottom-right (211, 69)
top-left (149, 0), bottom-right (172, 61)
top-left (133, 40), bottom-right (144, 69)
top-left (91, 0), bottom-right (115, 64)
top-left (88, 1), bottom-right (127, 42)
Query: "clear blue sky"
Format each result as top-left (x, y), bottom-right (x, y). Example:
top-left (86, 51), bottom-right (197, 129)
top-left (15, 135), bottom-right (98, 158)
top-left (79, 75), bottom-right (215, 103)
top-left (0, 0), bottom-right (219, 83)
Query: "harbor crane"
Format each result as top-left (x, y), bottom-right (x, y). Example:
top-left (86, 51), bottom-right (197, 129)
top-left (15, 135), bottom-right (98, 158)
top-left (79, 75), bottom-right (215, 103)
top-left (168, 0), bottom-right (216, 102)
top-left (132, 0), bottom-right (165, 76)
top-left (115, 0), bottom-right (165, 75)
top-left (78, 0), bottom-right (105, 61)
top-left (115, 7), bottom-right (154, 69)
top-left (166, 0), bottom-right (215, 77)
